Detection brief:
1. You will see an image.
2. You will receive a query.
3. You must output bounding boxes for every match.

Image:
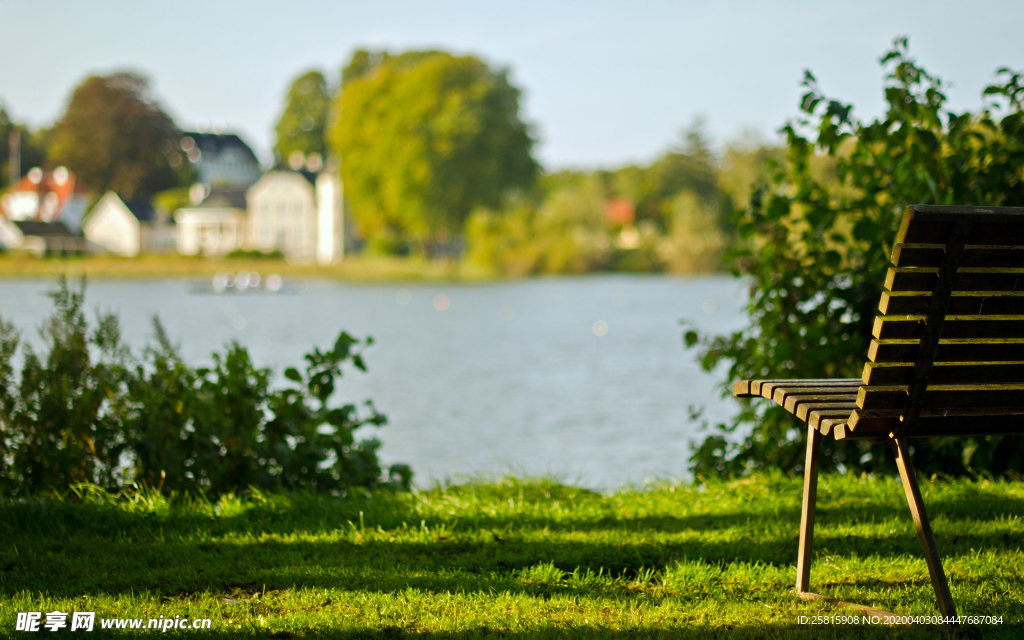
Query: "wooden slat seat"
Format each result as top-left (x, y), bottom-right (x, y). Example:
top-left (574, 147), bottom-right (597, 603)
top-left (730, 204), bottom-right (1024, 623)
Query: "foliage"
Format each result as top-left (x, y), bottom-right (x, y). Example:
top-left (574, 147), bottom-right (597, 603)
top-left (0, 277), bottom-right (411, 497)
top-left (151, 186), bottom-right (192, 218)
top-left (466, 176), bottom-right (615, 276)
top-left (465, 118), bottom-right (749, 276)
top-left (612, 118), bottom-right (721, 228)
top-left (225, 248), bottom-right (286, 260)
top-left (0, 277), bottom-right (130, 494)
top-left (47, 72), bottom-right (190, 199)
top-left (2, 474), bottom-right (1022, 636)
top-left (274, 69), bottom-right (332, 165)
top-left (686, 39), bottom-right (1024, 477)
top-left (332, 50), bottom-right (539, 252)
top-left (0, 105), bottom-right (49, 190)
top-left (657, 189), bottom-right (727, 274)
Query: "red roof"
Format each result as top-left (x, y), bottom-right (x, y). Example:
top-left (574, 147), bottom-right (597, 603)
top-left (1, 167), bottom-right (87, 221)
top-left (605, 198), bottom-right (635, 226)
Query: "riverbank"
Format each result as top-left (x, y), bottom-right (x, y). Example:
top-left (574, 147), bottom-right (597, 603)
top-left (1, 473), bottom-right (1020, 638)
top-left (0, 253), bottom-right (494, 282)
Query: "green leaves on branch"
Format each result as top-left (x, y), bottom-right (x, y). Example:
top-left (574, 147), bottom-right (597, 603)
top-left (332, 50), bottom-right (539, 251)
top-left (0, 277), bottom-right (411, 497)
top-left (273, 70), bottom-right (332, 164)
top-left (48, 72), bottom-right (191, 199)
top-left (687, 38), bottom-right (1024, 478)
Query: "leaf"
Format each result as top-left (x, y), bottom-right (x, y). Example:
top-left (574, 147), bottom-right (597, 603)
top-left (683, 330), bottom-right (699, 348)
top-left (284, 367), bottom-right (302, 382)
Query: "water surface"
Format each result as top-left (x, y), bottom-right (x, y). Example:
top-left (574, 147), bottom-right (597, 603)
top-left (0, 274), bottom-right (748, 488)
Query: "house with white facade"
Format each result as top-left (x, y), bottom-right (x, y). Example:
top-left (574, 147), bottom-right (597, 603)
top-left (245, 169), bottom-right (344, 264)
top-left (173, 187), bottom-right (248, 256)
top-left (0, 166), bottom-right (89, 234)
top-left (83, 192), bottom-right (176, 256)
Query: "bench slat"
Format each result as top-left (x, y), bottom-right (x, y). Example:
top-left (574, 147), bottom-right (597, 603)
top-left (868, 339), bottom-right (1024, 363)
top-left (858, 384), bottom-right (1024, 411)
top-left (846, 409), bottom-right (1024, 438)
top-left (796, 402), bottom-right (857, 422)
top-left (880, 291), bottom-right (1024, 315)
top-left (892, 244), bottom-right (1024, 269)
top-left (781, 393), bottom-right (858, 413)
top-left (733, 378), bottom-right (860, 398)
top-left (886, 268), bottom-right (1024, 293)
top-left (863, 361), bottom-right (1024, 385)
top-left (872, 316), bottom-right (1024, 340)
top-left (900, 219), bottom-right (1024, 245)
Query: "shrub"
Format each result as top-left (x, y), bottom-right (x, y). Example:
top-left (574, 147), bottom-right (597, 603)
top-left (0, 276), bottom-right (412, 497)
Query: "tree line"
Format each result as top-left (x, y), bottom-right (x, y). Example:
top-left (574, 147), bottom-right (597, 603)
top-left (2, 50), bottom-right (778, 275)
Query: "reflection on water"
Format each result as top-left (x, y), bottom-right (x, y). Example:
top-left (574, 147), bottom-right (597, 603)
top-left (0, 274), bottom-right (748, 489)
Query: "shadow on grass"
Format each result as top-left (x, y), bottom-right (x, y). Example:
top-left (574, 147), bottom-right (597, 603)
top-left (0, 481), bottom-right (1020, 608)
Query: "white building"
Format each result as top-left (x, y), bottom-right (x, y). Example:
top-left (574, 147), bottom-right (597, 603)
top-left (245, 169), bottom-right (344, 264)
top-left (83, 192), bottom-right (176, 256)
top-left (173, 188), bottom-right (247, 256)
top-left (0, 166), bottom-right (89, 234)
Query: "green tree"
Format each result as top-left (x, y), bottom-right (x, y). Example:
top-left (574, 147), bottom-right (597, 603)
top-left (332, 50), bottom-right (539, 252)
top-left (48, 72), bottom-right (188, 199)
top-left (274, 70), bottom-right (332, 165)
top-left (686, 39), bottom-right (1024, 477)
top-left (0, 105), bottom-right (48, 190)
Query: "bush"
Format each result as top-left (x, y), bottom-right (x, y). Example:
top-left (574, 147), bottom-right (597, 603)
top-left (0, 276), bottom-right (412, 497)
top-left (225, 248), bottom-right (286, 260)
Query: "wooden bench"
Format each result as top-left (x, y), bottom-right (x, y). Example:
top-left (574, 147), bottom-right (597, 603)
top-left (733, 204), bottom-right (1024, 619)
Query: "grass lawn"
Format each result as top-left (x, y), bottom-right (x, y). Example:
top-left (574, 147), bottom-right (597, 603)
top-left (0, 472), bottom-right (1021, 638)
top-left (0, 254), bottom-right (492, 282)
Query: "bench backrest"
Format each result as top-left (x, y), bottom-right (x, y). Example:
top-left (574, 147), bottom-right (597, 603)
top-left (850, 204), bottom-right (1024, 438)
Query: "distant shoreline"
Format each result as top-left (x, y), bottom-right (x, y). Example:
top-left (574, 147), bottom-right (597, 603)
top-left (0, 254), bottom-right (710, 282)
top-left (0, 254), bottom-right (495, 282)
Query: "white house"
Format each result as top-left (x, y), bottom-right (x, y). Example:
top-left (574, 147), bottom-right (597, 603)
top-left (245, 169), bottom-right (344, 264)
top-left (173, 188), bottom-right (248, 256)
top-left (83, 192), bottom-right (176, 257)
top-left (0, 166), bottom-right (89, 234)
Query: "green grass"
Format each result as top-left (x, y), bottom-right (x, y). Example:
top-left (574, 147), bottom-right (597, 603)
top-left (0, 472), bottom-right (1021, 638)
top-left (0, 253), bottom-right (494, 282)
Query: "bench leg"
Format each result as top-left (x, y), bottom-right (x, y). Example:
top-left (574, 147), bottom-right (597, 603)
top-left (891, 436), bottom-right (958, 619)
top-left (796, 423), bottom-right (822, 593)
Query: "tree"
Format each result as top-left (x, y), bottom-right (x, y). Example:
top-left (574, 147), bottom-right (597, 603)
top-left (273, 70), bottom-right (332, 166)
top-left (0, 104), bottom-right (48, 190)
top-left (48, 72), bottom-right (188, 199)
top-left (686, 39), bottom-right (1024, 478)
top-left (331, 50), bottom-right (539, 252)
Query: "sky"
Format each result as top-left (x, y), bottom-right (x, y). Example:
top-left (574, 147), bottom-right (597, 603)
top-left (1, 0), bottom-right (1023, 170)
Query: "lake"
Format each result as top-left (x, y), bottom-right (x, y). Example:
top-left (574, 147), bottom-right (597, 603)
top-left (0, 274), bottom-right (749, 489)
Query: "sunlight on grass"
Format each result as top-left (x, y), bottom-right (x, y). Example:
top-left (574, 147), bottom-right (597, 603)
top-left (0, 472), bottom-right (1021, 638)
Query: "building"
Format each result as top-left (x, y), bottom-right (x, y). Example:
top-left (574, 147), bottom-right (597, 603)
top-left (173, 187), bottom-right (248, 256)
top-left (0, 166), bottom-right (90, 234)
top-left (180, 131), bottom-right (262, 189)
top-left (83, 192), bottom-right (176, 256)
top-left (0, 219), bottom-right (87, 256)
top-left (245, 169), bottom-right (344, 264)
